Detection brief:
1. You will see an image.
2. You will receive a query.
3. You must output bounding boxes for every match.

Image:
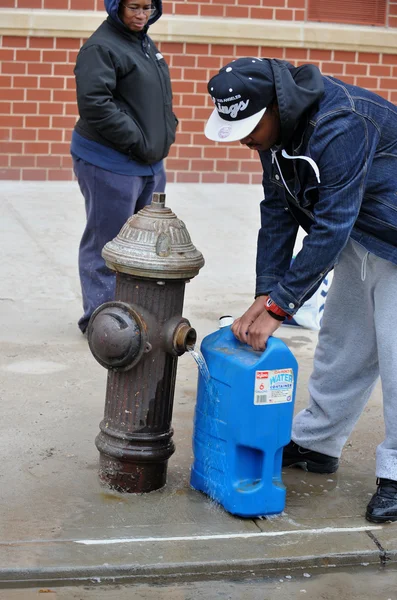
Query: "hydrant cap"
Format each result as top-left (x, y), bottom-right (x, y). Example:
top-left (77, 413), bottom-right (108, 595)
top-left (88, 303), bottom-right (145, 370)
top-left (102, 193), bottom-right (205, 279)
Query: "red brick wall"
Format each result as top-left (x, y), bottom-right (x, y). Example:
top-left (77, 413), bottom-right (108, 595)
top-left (391, 0), bottom-right (397, 27)
top-left (1, 3), bottom-right (397, 181)
top-left (2, 1), bottom-right (306, 19)
top-left (161, 0), bottom-right (306, 21)
top-left (1, 1), bottom-right (104, 9)
top-left (4, 0), bottom-right (396, 24)
top-left (0, 35), bottom-right (81, 181)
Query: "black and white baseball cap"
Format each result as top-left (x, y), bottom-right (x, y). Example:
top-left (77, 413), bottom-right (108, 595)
top-left (205, 57), bottom-right (275, 143)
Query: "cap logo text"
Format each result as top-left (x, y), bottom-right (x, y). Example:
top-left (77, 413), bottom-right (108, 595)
top-left (216, 99), bottom-right (250, 119)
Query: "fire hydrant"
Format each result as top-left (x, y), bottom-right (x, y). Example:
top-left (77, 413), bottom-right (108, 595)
top-left (87, 193), bottom-right (204, 493)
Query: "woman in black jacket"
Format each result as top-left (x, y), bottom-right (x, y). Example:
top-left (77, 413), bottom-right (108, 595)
top-left (71, 0), bottom-right (177, 334)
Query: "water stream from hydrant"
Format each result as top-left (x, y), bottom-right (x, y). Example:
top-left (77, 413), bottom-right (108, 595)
top-left (188, 347), bottom-right (210, 381)
top-left (187, 347), bottom-right (219, 400)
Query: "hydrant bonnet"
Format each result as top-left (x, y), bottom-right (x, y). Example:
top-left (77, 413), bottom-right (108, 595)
top-left (102, 192), bottom-right (205, 279)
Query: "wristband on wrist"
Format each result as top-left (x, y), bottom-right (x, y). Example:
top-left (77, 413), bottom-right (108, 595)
top-left (264, 297), bottom-right (291, 321)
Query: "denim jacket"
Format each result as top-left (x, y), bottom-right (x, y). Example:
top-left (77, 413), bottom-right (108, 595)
top-left (256, 76), bottom-right (397, 315)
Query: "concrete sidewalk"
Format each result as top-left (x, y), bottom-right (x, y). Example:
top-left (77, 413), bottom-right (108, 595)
top-left (0, 182), bottom-right (396, 589)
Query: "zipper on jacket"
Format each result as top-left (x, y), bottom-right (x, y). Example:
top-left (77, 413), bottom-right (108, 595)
top-left (271, 149), bottom-right (295, 198)
top-left (147, 46), bottom-right (171, 156)
top-left (141, 34), bottom-right (150, 57)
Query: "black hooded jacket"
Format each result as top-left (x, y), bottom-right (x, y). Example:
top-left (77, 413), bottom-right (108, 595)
top-left (73, 0), bottom-right (177, 165)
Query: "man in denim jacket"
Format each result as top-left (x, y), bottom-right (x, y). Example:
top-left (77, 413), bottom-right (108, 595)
top-left (205, 57), bottom-right (397, 523)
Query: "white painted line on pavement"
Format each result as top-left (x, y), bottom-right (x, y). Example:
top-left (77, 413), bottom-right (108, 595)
top-left (76, 525), bottom-right (382, 546)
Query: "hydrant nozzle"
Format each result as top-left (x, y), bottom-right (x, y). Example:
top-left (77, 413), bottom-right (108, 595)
top-left (88, 302), bottom-right (150, 371)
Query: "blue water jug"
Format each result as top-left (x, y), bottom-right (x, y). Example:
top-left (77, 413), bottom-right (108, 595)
top-left (190, 326), bottom-right (298, 517)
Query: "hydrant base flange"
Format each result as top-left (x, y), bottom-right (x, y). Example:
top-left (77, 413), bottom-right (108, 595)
top-left (98, 454), bottom-right (169, 494)
top-left (95, 428), bottom-right (175, 494)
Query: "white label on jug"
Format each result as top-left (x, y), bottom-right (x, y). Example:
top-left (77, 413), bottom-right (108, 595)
top-left (254, 369), bottom-right (294, 405)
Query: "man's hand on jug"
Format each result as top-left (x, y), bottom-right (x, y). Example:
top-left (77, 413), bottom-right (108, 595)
top-left (232, 296), bottom-right (268, 345)
top-left (246, 310), bottom-right (282, 351)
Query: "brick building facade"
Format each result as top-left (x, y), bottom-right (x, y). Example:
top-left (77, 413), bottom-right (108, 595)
top-left (0, 1), bottom-right (396, 182)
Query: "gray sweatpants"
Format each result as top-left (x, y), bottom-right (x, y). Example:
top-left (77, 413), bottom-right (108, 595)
top-left (292, 239), bottom-right (397, 480)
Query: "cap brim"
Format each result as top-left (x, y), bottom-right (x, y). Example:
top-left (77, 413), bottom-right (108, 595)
top-left (204, 106), bottom-right (266, 143)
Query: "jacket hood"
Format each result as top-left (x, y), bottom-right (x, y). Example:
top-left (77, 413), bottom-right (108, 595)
top-left (104, 0), bottom-right (162, 28)
top-left (270, 59), bottom-right (324, 148)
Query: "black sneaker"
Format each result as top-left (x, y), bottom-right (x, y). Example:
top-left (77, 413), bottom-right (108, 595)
top-left (366, 478), bottom-right (397, 523)
top-left (282, 440), bottom-right (339, 474)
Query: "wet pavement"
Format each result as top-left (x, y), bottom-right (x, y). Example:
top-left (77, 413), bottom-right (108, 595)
top-left (2, 567), bottom-right (397, 599)
top-left (0, 182), bottom-right (396, 589)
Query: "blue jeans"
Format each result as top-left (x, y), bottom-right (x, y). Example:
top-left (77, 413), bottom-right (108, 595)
top-left (73, 158), bottom-right (166, 333)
